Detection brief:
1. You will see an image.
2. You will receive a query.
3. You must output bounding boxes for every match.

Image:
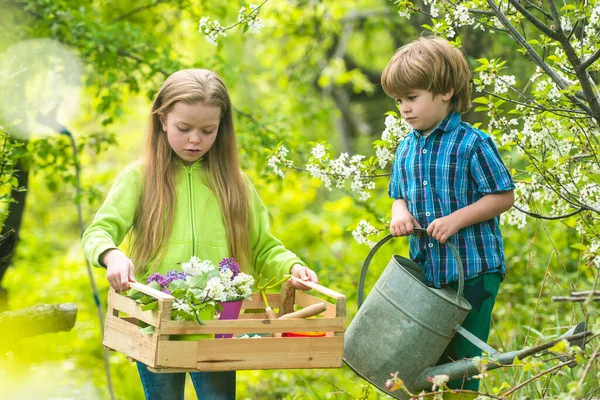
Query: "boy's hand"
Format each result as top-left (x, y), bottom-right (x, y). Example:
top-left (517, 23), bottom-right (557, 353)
top-left (427, 215), bottom-right (462, 244)
top-left (103, 249), bottom-right (136, 292)
top-left (390, 213), bottom-right (421, 237)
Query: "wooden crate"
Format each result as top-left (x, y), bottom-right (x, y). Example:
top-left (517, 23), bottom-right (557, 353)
top-left (103, 278), bottom-right (346, 372)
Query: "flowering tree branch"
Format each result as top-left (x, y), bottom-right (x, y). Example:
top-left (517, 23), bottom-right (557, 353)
top-left (488, 0), bottom-right (593, 114)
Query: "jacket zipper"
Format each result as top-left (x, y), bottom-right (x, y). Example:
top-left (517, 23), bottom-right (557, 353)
top-left (186, 166), bottom-right (196, 256)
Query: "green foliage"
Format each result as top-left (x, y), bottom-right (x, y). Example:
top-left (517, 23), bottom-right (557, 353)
top-left (1, 0), bottom-right (600, 399)
top-left (0, 124), bottom-right (30, 226)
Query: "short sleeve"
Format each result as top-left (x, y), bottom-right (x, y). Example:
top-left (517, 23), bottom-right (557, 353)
top-left (388, 146), bottom-right (403, 199)
top-left (469, 137), bottom-right (515, 194)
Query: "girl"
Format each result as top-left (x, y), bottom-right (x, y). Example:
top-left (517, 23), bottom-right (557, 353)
top-left (82, 69), bottom-right (318, 400)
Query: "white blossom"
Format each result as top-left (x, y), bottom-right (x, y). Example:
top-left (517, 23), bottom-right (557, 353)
top-left (352, 220), bottom-right (379, 247)
top-left (311, 144), bottom-right (326, 160)
top-left (182, 257), bottom-right (216, 276)
top-left (205, 277), bottom-right (227, 302)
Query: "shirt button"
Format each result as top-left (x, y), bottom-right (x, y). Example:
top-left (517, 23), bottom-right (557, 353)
top-left (426, 212), bottom-right (431, 217)
top-left (422, 149), bottom-right (427, 154)
top-left (428, 243), bottom-right (434, 248)
top-left (423, 181), bottom-right (428, 186)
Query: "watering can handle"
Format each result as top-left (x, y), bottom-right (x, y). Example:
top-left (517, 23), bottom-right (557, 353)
top-left (357, 227), bottom-right (465, 309)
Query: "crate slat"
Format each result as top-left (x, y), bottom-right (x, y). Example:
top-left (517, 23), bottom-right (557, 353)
top-left (108, 290), bottom-right (160, 327)
top-left (160, 317), bottom-right (344, 335)
top-left (103, 313), bottom-right (158, 366)
top-left (154, 336), bottom-right (344, 371)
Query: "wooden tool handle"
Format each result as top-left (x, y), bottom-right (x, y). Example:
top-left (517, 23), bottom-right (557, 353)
top-left (264, 306), bottom-right (280, 337)
top-left (279, 302), bottom-right (327, 320)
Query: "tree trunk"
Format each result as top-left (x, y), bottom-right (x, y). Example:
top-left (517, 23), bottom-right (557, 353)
top-left (0, 159), bottom-right (29, 311)
top-left (0, 303), bottom-right (77, 343)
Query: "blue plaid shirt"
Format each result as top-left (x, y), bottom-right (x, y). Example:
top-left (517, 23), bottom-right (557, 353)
top-left (389, 112), bottom-right (515, 288)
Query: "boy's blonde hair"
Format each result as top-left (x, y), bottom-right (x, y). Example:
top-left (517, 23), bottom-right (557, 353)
top-left (132, 69), bottom-right (250, 274)
top-left (381, 36), bottom-right (472, 113)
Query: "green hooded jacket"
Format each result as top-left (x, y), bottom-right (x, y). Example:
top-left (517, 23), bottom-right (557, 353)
top-left (82, 160), bottom-right (305, 281)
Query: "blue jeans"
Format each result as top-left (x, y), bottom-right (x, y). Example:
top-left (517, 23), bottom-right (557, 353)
top-left (137, 362), bottom-right (236, 400)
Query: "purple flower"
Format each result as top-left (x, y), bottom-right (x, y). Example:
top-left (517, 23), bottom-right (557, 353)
top-left (166, 270), bottom-right (187, 282)
top-left (219, 257), bottom-right (240, 278)
top-left (147, 270), bottom-right (187, 289)
top-left (147, 273), bottom-right (163, 285)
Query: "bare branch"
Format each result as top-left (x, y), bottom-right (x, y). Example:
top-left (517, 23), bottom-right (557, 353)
top-left (524, 0), bottom-right (553, 20)
top-left (578, 344), bottom-right (600, 386)
top-left (544, 0), bottom-right (562, 33)
top-left (113, 0), bottom-right (168, 23)
top-left (507, 0), bottom-right (557, 39)
top-left (571, 290), bottom-right (600, 296)
top-left (582, 47), bottom-right (600, 70)
top-left (512, 204), bottom-right (585, 220)
top-left (502, 360), bottom-right (573, 397)
top-left (552, 296), bottom-right (600, 302)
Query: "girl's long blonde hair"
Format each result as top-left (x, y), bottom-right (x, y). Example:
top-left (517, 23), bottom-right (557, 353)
top-left (131, 69), bottom-right (250, 274)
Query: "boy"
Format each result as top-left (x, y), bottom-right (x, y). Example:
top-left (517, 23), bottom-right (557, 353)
top-left (381, 36), bottom-right (515, 390)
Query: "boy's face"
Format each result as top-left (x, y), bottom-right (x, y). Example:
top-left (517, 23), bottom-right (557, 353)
top-left (395, 89), bottom-right (453, 136)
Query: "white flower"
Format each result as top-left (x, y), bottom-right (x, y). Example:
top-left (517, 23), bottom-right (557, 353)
top-left (352, 220), bottom-right (378, 247)
top-left (237, 7), bottom-right (246, 23)
top-left (311, 144), bottom-right (327, 160)
top-left (376, 146), bottom-right (392, 169)
top-left (182, 257), bottom-right (216, 276)
top-left (205, 277), bottom-right (227, 302)
top-left (247, 17), bottom-right (264, 34)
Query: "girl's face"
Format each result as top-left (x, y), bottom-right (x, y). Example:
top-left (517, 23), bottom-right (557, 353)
top-left (160, 101), bottom-right (221, 165)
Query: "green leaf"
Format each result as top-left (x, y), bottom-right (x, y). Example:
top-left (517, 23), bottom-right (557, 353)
top-left (139, 325), bottom-right (156, 335)
top-left (141, 301), bottom-right (159, 311)
top-left (570, 243), bottom-right (587, 251)
top-left (127, 288), bottom-right (145, 301)
top-left (472, 97), bottom-right (489, 105)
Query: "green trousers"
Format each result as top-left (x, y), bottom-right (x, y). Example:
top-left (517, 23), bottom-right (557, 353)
top-left (435, 272), bottom-right (501, 391)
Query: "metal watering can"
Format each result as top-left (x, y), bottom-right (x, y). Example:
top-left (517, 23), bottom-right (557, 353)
top-left (344, 229), bottom-right (587, 398)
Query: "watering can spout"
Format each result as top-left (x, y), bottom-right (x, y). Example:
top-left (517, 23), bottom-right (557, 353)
top-left (415, 351), bottom-right (520, 389)
top-left (413, 321), bottom-right (588, 389)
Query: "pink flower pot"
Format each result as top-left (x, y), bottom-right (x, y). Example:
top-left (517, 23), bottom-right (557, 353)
top-left (216, 300), bottom-right (243, 339)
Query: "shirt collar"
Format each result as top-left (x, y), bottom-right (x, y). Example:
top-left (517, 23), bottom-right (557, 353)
top-left (411, 112), bottom-right (461, 138)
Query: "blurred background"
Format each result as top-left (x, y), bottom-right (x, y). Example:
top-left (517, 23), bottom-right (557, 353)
top-left (0, 0), bottom-right (598, 398)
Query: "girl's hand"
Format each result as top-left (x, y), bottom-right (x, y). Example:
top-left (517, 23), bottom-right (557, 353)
top-left (103, 249), bottom-right (136, 292)
top-left (427, 215), bottom-right (461, 244)
top-left (390, 212), bottom-right (421, 237)
top-left (290, 264), bottom-right (318, 291)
